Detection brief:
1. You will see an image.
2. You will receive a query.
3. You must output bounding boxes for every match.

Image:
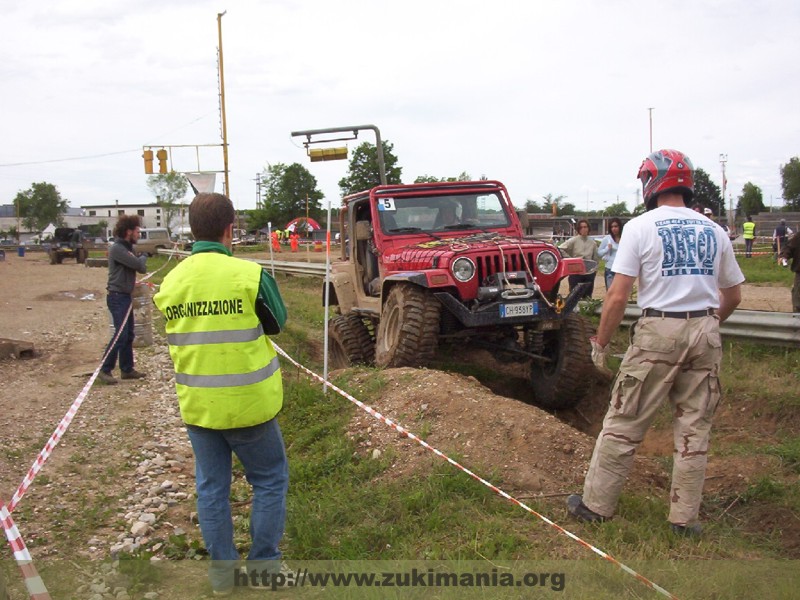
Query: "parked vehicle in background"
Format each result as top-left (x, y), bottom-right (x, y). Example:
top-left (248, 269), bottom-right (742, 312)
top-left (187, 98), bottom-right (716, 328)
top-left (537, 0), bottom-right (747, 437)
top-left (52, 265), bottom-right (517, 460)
top-left (48, 227), bottom-right (90, 264)
top-left (324, 180), bottom-right (598, 409)
top-left (136, 228), bottom-right (171, 256)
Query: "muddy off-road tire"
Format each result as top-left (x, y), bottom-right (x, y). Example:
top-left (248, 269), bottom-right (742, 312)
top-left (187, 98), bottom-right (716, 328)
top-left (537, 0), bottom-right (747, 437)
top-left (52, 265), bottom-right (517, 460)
top-left (375, 284), bottom-right (441, 368)
top-left (328, 314), bottom-right (375, 368)
top-left (529, 313), bottom-right (592, 409)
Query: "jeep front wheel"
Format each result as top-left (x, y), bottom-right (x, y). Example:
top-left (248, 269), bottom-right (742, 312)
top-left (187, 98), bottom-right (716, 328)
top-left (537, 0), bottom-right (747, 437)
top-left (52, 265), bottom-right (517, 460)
top-left (328, 314), bottom-right (375, 368)
top-left (375, 284), bottom-right (440, 368)
top-left (529, 313), bottom-right (592, 409)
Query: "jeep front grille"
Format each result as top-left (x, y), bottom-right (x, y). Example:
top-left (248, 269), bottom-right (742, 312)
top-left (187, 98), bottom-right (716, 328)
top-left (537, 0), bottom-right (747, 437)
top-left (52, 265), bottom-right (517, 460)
top-left (475, 251), bottom-right (536, 283)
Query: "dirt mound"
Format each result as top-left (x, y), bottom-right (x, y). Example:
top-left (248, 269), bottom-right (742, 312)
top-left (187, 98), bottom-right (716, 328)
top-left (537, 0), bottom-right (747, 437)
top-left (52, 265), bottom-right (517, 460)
top-left (346, 367), bottom-right (666, 497)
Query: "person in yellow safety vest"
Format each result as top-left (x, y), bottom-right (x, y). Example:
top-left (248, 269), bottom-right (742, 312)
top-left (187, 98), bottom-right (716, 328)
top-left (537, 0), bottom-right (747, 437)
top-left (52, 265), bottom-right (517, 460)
top-left (742, 215), bottom-right (756, 258)
top-left (154, 193), bottom-right (292, 594)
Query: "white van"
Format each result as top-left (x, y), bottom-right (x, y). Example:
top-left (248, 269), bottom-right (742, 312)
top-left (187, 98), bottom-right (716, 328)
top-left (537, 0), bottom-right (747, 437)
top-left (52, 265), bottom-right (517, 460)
top-left (136, 228), bottom-right (171, 256)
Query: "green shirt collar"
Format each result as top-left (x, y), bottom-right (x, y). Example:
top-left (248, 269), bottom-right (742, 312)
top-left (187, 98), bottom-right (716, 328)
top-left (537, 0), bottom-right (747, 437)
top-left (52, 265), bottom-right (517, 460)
top-left (191, 241), bottom-right (232, 257)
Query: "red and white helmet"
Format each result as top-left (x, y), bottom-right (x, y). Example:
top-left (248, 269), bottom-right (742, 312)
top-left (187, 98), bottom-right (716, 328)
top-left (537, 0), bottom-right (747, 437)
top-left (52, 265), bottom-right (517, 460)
top-left (637, 149), bottom-right (694, 210)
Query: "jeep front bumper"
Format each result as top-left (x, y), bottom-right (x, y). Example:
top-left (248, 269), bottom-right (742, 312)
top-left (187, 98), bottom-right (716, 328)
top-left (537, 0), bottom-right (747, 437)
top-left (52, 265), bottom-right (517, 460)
top-left (434, 282), bottom-right (589, 328)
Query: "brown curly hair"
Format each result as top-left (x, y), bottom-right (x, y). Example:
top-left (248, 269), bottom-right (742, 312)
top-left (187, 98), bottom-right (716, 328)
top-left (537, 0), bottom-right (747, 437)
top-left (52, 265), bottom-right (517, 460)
top-left (113, 214), bottom-right (142, 239)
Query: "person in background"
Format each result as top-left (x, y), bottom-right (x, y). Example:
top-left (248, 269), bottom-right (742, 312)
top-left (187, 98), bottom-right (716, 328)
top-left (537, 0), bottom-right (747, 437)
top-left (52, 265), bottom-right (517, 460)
top-left (436, 200), bottom-right (461, 227)
top-left (598, 218), bottom-right (623, 290)
top-left (154, 193), bottom-right (290, 595)
top-left (559, 219), bottom-right (600, 298)
top-left (271, 229), bottom-right (282, 253)
top-left (568, 149), bottom-right (744, 537)
top-left (779, 231), bottom-right (800, 313)
top-left (773, 219), bottom-right (794, 259)
top-left (98, 214), bottom-right (147, 385)
top-left (742, 215), bottom-right (756, 258)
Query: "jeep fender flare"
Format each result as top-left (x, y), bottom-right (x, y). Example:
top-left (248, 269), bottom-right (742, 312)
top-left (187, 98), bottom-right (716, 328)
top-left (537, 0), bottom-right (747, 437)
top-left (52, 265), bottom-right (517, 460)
top-left (379, 272), bottom-right (431, 304)
top-left (324, 271), bottom-right (352, 310)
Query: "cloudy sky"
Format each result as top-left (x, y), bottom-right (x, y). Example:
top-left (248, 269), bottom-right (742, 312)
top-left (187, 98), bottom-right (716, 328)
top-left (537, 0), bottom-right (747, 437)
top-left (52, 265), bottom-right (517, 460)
top-left (1, 0), bottom-right (798, 216)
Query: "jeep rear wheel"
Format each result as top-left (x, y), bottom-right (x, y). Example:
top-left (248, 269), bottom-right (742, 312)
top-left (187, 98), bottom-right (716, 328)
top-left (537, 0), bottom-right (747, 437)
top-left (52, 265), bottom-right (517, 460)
top-left (529, 313), bottom-right (592, 409)
top-left (375, 284), bottom-right (441, 368)
top-left (328, 314), bottom-right (375, 368)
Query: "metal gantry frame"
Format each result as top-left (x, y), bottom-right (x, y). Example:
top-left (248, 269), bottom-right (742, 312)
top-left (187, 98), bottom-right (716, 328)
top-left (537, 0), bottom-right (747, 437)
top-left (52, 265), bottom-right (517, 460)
top-left (290, 124), bottom-right (387, 185)
top-left (289, 124), bottom-right (386, 392)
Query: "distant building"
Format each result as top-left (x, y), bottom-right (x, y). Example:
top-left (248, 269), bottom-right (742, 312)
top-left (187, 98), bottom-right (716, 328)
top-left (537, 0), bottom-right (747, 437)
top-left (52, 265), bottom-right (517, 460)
top-left (0, 202), bottom-right (189, 242)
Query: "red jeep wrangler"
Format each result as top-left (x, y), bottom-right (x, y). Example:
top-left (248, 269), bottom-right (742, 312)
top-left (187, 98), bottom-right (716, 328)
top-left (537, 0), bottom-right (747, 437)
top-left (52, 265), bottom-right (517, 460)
top-left (325, 180), bottom-right (595, 409)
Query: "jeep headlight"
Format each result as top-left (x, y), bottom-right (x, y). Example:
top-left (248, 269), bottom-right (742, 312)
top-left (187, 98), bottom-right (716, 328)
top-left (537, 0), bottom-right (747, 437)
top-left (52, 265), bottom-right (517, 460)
top-left (536, 251), bottom-right (558, 275)
top-left (451, 257), bottom-right (476, 282)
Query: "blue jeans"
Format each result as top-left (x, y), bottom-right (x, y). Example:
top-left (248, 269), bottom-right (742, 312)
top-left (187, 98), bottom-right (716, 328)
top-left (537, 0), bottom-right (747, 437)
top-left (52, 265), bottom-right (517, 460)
top-left (101, 292), bottom-right (134, 373)
top-left (186, 419), bottom-right (289, 592)
top-left (604, 269), bottom-right (615, 291)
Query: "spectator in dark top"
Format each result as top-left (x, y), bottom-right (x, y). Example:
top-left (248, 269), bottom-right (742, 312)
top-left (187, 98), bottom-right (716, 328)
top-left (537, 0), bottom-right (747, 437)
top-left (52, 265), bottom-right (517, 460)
top-left (780, 231), bottom-right (800, 313)
top-left (98, 214), bottom-right (147, 385)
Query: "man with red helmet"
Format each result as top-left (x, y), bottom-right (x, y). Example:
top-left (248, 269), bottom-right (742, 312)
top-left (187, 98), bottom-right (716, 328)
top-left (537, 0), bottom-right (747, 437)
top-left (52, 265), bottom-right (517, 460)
top-left (567, 149), bottom-right (744, 537)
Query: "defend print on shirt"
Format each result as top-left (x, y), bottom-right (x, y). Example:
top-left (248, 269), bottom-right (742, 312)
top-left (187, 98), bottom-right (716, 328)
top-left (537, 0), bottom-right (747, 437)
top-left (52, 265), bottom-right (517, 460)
top-left (656, 218), bottom-right (718, 277)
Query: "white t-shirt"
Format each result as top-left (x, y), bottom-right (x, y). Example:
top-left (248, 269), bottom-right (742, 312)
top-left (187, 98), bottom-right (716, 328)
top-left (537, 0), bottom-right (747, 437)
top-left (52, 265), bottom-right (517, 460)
top-left (612, 205), bottom-right (745, 311)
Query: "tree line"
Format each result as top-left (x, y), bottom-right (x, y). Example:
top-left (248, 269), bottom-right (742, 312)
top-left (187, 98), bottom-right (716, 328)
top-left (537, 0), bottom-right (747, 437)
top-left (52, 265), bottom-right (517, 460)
top-left (6, 149), bottom-right (800, 240)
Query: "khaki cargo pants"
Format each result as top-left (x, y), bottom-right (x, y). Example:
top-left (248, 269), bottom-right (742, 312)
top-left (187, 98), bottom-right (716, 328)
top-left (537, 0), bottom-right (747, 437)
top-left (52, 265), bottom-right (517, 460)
top-left (583, 314), bottom-right (722, 525)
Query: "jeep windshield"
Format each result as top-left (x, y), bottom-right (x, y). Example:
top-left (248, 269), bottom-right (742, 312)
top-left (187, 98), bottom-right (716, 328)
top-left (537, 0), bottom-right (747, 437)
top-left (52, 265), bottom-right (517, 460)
top-left (376, 192), bottom-right (511, 235)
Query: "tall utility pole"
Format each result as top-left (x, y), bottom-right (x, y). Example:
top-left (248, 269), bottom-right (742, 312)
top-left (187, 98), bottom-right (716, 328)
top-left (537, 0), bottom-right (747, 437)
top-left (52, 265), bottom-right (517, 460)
top-left (720, 153), bottom-right (730, 228)
top-left (217, 12), bottom-right (230, 199)
top-left (254, 173), bottom-right (262, 209)
top-left (647, 107), bottom-right (655, 152)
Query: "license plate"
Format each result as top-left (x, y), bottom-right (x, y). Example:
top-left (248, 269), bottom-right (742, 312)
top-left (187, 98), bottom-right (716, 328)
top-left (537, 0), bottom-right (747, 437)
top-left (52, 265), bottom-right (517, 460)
top-left (500, 302), bottom-right (538, 318)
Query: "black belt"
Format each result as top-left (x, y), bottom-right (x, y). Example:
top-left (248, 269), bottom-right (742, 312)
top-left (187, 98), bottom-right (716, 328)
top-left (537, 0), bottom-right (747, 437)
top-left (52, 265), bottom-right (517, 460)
top-left (642, 308), bottom-right (715, 319)
top-left (107, 290), bottom-right (131, 296)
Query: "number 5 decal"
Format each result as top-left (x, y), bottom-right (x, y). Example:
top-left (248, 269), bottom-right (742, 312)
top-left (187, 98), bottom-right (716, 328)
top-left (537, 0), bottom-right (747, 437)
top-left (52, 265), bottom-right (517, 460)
top-left (379, 198), bottom-right (396, 211)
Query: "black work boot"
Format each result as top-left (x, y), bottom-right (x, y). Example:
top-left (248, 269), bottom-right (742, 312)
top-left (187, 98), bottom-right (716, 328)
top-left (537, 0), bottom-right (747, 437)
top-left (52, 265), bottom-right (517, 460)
top-left (97, 370), bottom-right (118, 385)
top-left (670, 522), bottom-right (702, 538)
top-left (121, 369), bottom-right (146, 380)
top-left (567, 494), bottom-right (608, 523)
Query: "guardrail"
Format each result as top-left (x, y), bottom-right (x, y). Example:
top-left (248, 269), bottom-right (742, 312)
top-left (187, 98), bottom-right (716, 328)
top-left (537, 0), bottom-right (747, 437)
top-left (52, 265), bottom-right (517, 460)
top-left (616, 306), bottom-right (799, 348)
top-left (157, 249), bottom-right (800, 348)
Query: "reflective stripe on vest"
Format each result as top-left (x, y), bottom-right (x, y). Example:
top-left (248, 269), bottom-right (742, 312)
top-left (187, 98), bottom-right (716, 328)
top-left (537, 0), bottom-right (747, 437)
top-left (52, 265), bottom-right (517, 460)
top-left (742, 222), bottom-right (756, 239)
top-left (175, 355), bottom-right (280, 388)
top-left (167, 324), bottom-right (264, 346)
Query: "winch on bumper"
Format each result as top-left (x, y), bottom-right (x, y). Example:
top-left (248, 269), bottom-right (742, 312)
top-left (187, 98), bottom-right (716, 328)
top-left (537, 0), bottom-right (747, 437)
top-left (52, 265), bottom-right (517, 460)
top-left (433, 272), bottom-right (590, 328)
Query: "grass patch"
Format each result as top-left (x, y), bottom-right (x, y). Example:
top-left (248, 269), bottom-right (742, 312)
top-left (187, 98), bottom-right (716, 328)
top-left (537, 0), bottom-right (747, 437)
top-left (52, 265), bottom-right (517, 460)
top-left (735, 253), bottom-right (795, 285)
top-left (764, 437), bottom-right (800, 474)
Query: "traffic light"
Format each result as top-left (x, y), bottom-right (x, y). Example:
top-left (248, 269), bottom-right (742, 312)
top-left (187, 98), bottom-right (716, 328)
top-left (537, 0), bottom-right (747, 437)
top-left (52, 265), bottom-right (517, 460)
top-left (309, 147), bottom-right (348, 162)
top-left (143, 149), bottom-right (154, 174)
top-left (156, 149), bottom-right (168, 174)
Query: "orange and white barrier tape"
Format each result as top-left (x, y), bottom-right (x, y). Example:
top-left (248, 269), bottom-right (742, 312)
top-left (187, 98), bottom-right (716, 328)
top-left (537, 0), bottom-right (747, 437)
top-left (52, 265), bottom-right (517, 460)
top-left (1, 257), bottom-right (172, 596)
top-left (273, 343), bottom-right (680, 600)
top-left (1, 504), bottom-right (51, 599)
top-left (6, 305), bottom-right (131, 513)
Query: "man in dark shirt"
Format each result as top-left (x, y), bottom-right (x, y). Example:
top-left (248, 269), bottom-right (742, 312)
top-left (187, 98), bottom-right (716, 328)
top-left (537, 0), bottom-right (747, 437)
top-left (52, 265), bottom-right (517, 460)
top-left (99, 214), bottom-right (148, 384)
top-left (780, 231), bottom-right (800, 313)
